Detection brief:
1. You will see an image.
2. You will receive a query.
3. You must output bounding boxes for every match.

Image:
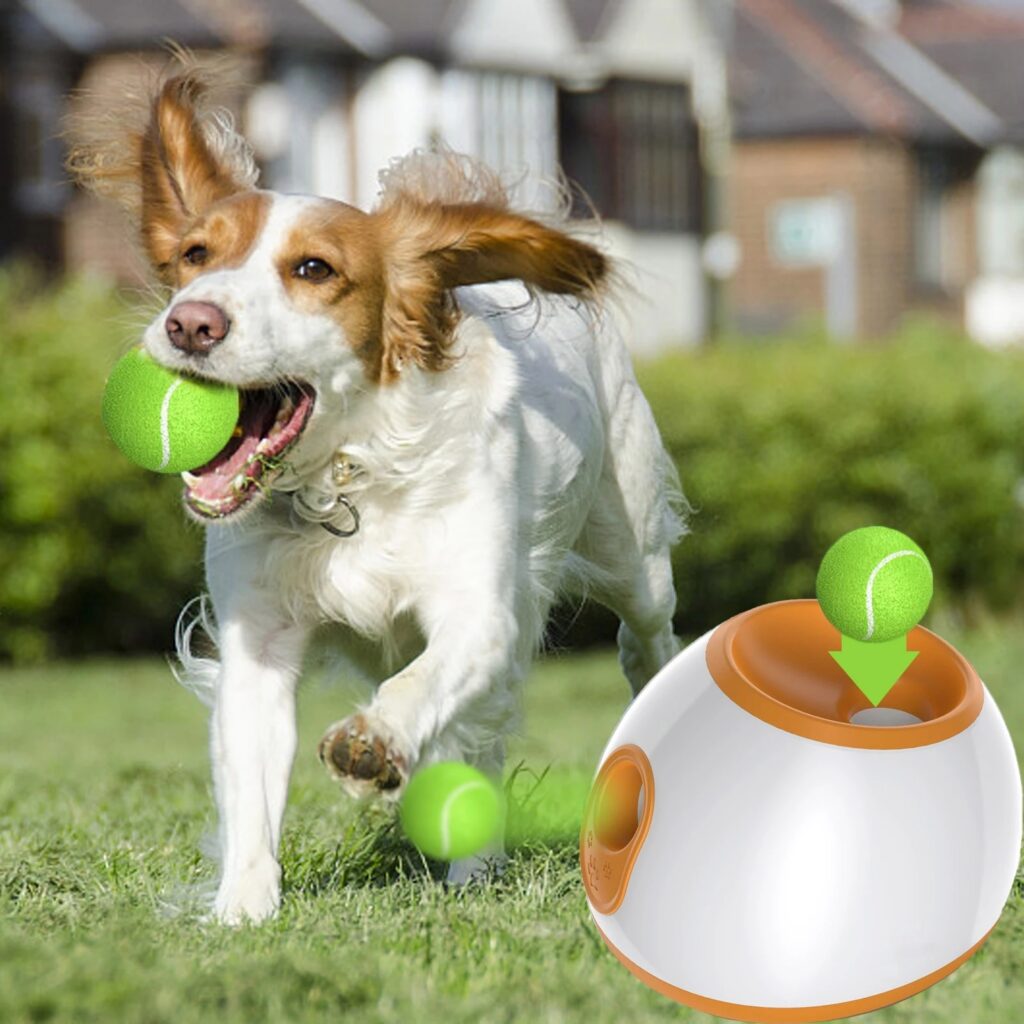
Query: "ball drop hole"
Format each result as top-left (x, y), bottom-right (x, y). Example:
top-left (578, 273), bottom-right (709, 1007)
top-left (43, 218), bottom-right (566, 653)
top-left (849, 708), bottom-right (923, 727)
top-left (593, 760), bottom-right (645, 851)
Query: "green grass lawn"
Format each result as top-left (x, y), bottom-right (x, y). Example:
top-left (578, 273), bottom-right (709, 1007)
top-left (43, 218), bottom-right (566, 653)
top-left (1, 624), bottom-right (1022, 1024)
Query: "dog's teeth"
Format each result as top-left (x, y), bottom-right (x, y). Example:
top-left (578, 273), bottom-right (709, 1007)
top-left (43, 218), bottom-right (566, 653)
top-left (256, 439), bottom-right (271, 453)
top-left (181, 471), bottom-right (199, 486)
top-left (232, 473), bottom-right (246, 490)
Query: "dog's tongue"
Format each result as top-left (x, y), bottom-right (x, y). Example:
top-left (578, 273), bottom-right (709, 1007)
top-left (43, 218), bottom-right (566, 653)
top-left (182, 386), bottom-right (315, 515)
top-left (187, 392), bottom-right (278, 502)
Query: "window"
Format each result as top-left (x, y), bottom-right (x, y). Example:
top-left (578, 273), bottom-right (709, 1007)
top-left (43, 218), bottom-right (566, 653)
top-left (435, 69), bottom-right (559, 211)
top-left (558, 79), bottom-right (701, 232)
top-left (977, 147), bottom-right (1024, 277)
top-left (913, 147), bottom-right (950, 289)
top-left (13, 65), bottom-right (68, 216)
top-left (477, 72), bottom-right (557, 191)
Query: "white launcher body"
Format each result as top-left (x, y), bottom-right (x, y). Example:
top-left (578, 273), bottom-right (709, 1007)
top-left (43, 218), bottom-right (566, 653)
top-left (581, 600), bottom-right (1022, 1022)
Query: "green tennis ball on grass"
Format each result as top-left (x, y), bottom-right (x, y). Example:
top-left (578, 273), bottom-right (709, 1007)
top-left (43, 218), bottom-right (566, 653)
top-left (816, 526), bottom-right (933, 643)
top-left (399, 762), bottom-right (503, 861)
top-left (102, 348), bottom-right (239, 474)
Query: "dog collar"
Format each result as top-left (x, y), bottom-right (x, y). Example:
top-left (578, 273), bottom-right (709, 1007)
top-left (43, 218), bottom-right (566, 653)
top-left (283, 447), bottom-right (362, 538)
top-left (291, 490), bottom-right (360, 537)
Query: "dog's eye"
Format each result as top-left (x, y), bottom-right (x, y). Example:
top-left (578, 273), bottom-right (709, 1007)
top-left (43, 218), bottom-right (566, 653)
top-left (294, 258), bottom-right (335, 283)
top-left (183, 244), bottom-right (209, 266)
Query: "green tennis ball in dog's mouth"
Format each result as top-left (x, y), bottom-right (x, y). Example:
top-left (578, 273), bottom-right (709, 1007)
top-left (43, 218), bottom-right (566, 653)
top-left (102, 348), bottom-right (240, 474)
top-left (399, 762), bottom-right (503, 861)
top-left (816, 526), bottom-right (933, 642)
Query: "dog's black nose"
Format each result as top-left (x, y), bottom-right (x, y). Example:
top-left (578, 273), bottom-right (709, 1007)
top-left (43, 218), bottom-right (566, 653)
top-left (166, 301), bottom-right (229, 355)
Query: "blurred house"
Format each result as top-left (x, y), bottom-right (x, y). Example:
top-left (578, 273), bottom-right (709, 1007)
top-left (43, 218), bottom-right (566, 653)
top-left (727, 0), bottom-right (1024, 342)
top-left (2, 0), bottom-right (730, 354)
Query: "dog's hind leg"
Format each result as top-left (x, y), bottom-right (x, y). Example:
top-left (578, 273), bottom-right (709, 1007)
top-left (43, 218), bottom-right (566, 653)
top-left (612, 569), bottom-right (680, 697)
top-left (588, 535), bottom-right (680, 697)
top-left (573, 387), bottom-right (685, 697)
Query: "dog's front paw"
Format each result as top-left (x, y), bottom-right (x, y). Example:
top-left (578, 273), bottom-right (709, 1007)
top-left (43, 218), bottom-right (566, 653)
top-left (214, 858), bottom-right (281, 925)
top-left (318, 712), bottom-right (410, 798)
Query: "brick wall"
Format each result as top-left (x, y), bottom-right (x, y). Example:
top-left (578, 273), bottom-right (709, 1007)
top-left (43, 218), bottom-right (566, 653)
top-left (64, 194), bottom-right (149, 285)
top-left (728, 136), bottom-right (975, 338)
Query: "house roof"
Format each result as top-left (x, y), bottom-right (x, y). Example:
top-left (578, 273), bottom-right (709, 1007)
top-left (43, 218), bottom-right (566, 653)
top-left (359, 0), bottom-right (463, 52)
top-left (13, 0), bottom-right (371, 53)
top-left (13, 0), bottom-right (207, 52)
top-left (733, 0), bottom-right (1024, 145)
top-left (902, 4), bottom-right (1024, 141)
top-left (563, 0), bottom-right (620, 42)
top-left (11, 0), bottom-right (644, 67)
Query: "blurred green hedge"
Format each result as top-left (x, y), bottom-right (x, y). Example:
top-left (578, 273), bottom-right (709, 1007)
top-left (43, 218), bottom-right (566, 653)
top-left (4, 269), bottom-right (1024, 662)
top-left (0, 269), bottom-right (203, 663)
top-left (635, 320), bottom-right (1024, 640)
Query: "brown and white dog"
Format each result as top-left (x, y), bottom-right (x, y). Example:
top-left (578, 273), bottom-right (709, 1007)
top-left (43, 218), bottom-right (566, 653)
top-left (69, 63), bottom-right (684, 923)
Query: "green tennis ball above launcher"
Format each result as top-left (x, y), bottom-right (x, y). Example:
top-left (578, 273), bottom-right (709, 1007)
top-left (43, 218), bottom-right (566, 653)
top-left (102, 348), bottom-right (239, 474)
top-left (816, 525), bottom-right (933, 643)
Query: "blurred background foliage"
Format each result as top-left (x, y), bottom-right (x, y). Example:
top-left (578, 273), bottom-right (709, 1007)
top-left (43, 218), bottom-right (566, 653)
top-left (3, 267), bottom-right (1024, 663)
top-left (0, 268), bottom-right (202, 663)
top-left (635, 321), bottom-right (1024, 640)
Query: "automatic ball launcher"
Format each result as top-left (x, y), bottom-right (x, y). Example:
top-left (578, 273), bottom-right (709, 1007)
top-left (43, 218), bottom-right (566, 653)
top-left (581, 527), bottom-right (1022, 1022)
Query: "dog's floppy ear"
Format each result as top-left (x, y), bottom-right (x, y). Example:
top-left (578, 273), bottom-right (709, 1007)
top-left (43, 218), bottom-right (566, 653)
top-left (66, 62), bottom-right (258, 280)
top-left (137, 75), bottom-right (252, 276)
top-left (373, 200), bottom-right (608, 381)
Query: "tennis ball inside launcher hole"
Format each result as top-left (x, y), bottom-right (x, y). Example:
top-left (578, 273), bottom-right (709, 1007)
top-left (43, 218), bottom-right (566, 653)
top-left (816, 525), bottom-right (933, 643)
top-left (101, 348), bottom-right (240, 474)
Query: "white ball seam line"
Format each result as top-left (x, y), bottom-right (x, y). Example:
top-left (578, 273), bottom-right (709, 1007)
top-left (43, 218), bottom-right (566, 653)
top-left (437, 780), bottom-right (491, 859)
top-left (157, 378), bottom-right (183, 471)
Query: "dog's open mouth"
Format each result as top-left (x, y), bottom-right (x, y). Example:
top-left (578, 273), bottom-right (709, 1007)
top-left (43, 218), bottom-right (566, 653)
top-left (182, 382), bottom-right (315, 519)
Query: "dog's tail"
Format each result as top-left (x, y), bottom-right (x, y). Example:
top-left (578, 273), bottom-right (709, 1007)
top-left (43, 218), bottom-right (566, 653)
top-left (170, 594), bottom-right (221, 708)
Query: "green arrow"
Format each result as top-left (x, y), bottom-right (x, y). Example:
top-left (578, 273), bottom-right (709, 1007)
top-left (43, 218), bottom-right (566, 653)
top-left (829, 635), bottom-right (919, 705)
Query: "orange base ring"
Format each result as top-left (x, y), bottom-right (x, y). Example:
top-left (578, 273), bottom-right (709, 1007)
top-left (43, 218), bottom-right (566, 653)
top-left (594, 922), bottom-right (993, 1023)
